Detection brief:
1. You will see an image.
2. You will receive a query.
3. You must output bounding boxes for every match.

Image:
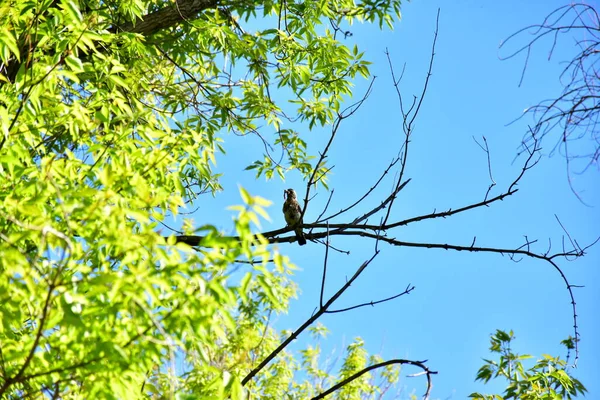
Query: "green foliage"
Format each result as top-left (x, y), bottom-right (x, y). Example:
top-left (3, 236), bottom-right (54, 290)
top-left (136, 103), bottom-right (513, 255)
top-left (470, 330), bottom-right (586, 400)
top-left (0, 0), bottom-right (403, 397)
top-left (253, 326), bottom-right (401, 400)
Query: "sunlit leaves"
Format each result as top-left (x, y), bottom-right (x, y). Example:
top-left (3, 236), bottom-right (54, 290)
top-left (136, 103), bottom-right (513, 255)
top-left (60, 0), bottom-right (83, 24)
top-left (0, 0), bottom-right (404, 397)
top-left (470, 330), bottom-right (586, 400)
top-left (0, 28), bottom-right (19, 65)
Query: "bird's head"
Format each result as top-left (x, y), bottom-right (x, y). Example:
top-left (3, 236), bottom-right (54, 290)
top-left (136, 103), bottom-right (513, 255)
top-left (284, 188), bottom-right (297, 200)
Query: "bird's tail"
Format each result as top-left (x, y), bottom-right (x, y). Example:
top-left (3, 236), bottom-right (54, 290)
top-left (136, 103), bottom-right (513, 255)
top-left (295, 227), bottom-right (307, 246)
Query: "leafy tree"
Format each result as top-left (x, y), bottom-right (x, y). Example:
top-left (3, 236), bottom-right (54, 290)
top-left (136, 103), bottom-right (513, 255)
top-left (0, 1), bottom-right (591, 399)
top-left (470, 330), bottom-right (586, 400)
top-left (0, 0), bottom-right (410, 398)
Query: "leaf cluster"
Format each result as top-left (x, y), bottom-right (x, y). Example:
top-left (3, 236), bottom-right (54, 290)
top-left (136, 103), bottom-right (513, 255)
top-left (470, 330), bottom-right (586, 400)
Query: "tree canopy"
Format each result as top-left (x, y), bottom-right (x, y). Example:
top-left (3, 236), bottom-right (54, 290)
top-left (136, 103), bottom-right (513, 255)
top-left (0, 0), bottom-right (407, 397)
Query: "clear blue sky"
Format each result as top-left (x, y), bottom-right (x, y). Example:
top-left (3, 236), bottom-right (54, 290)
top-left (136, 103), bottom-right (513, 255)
top-left (189, 1), bottom-right (600, 398)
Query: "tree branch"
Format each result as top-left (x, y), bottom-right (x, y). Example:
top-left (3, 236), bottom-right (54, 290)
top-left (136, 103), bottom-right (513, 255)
top-left (111, 0), bottom-right (219, 35)
top-left (242, 250), bottom-right (381, 386)
top-left (312, 359), bottom-right (437, 400)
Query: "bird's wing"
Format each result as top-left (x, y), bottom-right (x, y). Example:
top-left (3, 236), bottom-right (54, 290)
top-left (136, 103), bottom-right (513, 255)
top-left (292, 201), bottom-right (302, 213)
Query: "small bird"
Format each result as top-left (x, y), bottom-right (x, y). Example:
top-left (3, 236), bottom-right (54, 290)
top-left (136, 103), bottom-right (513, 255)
top-left (282, 188), bottom-right (307, 246)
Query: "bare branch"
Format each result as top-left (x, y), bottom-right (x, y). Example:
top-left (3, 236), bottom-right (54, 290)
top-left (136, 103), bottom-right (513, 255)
top-left (242, 250), bottom-right (381, 386)
top-left (501, 3), bottom-right (600, 200)
top-left (327, 284), bottom-right (414, 313)
top-left (301, 77), bottom-right (377, 218)
top-left (312, 359), bottom-right (437, 400)
top-left (318, 157), bottom-right (400, 223)
top-left (320, 223), bottom-right (330, 309)
top-left (473, 136), bottom-right (497, 201)
top-left (381, 9), bottom-right (440, 227)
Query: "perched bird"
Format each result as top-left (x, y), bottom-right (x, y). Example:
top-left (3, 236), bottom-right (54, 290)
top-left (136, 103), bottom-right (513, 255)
top-left (282, 188), bottom-right (307, 246)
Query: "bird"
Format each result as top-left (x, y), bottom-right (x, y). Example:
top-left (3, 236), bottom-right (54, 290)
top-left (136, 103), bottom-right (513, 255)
top-left (282, 188), bottom-right (307, 246)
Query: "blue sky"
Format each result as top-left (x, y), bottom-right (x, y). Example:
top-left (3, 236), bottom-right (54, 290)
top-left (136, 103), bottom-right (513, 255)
top-left (188, 1), bottom-right (599, 398)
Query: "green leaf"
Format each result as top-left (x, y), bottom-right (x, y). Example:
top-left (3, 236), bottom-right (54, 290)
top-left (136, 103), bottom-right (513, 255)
top-left (0, 28), bottom-right (20, 63)
top-left (239, 186), bottom-right (251, 205)
top-left (64, 54), bottom-right (84, 73)
top-left (62, 0), bottom-right (83, 22)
